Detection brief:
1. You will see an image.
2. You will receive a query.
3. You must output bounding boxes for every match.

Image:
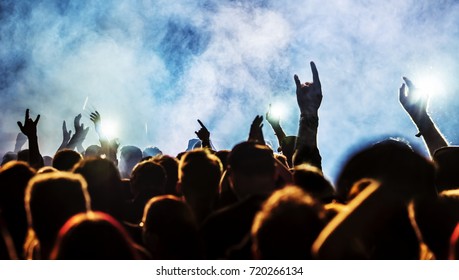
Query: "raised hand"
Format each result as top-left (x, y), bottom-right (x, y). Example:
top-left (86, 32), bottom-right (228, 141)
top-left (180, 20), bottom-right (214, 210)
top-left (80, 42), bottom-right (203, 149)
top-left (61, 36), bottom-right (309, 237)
top-left (90, 111), bottom-right (102, 137)
top-left (57, 120), bottom-right (73, 152)
top-left (17, 109), bottom-right (40, 138)
top-left (195, 119), bottom-right (211, 148)
top-left (17, 109), bottom-right (43, 168)
top-left (399, 77), bottom-right (428, 124)
top-left (14, 132), bottom-right (27, 152)
top-left (62, 121), bottom-right (72, 143)
top-left (73, 114), bottom-right (89, 139)
top-left (266, 104), bottom-right (280, 129)
top-left (248, 115), bottom-right (265, 144)
top-left (67, 114), bottom-right (90, 150)
top-left (398, 76), bottom-right (447, 156)
top-left (294, 61), bottom-right (322, 116)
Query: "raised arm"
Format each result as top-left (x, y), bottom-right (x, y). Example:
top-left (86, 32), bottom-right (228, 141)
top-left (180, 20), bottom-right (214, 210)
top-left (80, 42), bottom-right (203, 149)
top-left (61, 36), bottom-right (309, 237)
top-left (89, 110), bottom-right (118, 163)
top-left (17, 109), bottom-right (43, 169)
top-left (195, 119), bottom-right (212, 149)
top-left (293, 61), bottom-right (322, 169)
top-left (66, 114), bottom-right (89, 153)
top-left (266, 104), bottom-right (287, 149)
top-left (248, 115), bottom-right (265, 145)
top-left (399, 77), bottom-right (448, 157)
top-left (57, 120), bottom-right (72, 152)
top-left (14, 132), bottom-right (27, 153)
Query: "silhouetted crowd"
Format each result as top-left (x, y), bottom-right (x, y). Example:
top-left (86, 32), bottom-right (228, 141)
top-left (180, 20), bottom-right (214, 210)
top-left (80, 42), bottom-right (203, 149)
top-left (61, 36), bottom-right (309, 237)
top-left (1, 62), bottom-right (459, 260)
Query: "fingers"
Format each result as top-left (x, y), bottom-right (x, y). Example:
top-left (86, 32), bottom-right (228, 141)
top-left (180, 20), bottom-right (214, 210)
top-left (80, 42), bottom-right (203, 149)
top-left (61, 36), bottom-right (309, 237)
top-left (399, 83), bottom-right (406, 102)
top-left (294, 75), bottom-right (301, 89)
top-left (310, 61), bottom-right (320, 86)
top-left (25, 109), bottom-right (29, 124)
top-left (403, 77), bottom-right (414, 89)
top-left (17, 121), bottom-right (23, 131)
top-left (34, 114), bottom-right (40, 125)
top-left (197, 119), bottom-right (207, 130)
top-left (63, 120), bottom-right (67, 131)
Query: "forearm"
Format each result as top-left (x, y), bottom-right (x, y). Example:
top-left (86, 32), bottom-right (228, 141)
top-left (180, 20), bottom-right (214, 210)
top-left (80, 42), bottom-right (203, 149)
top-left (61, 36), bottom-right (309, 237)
top-left (271, 125), bottom-right (286, 147)
top-left (28, 135), bottom-right (43, 169)
top-left (294, 113), bottom-right (321, 169)
top-left (414, 114), bottom-right (448, 157)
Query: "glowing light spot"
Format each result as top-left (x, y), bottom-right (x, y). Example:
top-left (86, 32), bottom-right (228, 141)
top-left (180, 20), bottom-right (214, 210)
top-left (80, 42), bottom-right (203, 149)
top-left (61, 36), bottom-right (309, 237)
top-left (414, 74), bottom-right (445, 98)
top-left (269, 103), bottom-right (286, 119)
top-left (101, 120), bottom-right (118, 139)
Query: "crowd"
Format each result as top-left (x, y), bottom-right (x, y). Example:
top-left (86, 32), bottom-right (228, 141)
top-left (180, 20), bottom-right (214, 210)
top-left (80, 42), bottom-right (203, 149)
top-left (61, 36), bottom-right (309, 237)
top-left (1, 62), bottom-right (459, 260)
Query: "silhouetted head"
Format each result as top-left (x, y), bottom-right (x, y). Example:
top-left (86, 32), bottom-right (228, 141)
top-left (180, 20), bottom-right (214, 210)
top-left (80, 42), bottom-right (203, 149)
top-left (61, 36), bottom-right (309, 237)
top-left (433, 146), bottom-right (459, 192)
top-left (25, 172), bottom-right (90, 258)
top-left (50, 211), bottom-right (140, 260)
top-left (17, 149), bottom-right (29, 163)
top-left (178, 149), bottom-right (222, 221)
top-left (411, 190), bottom-right (459, 259)
top-left (43, 156), bottom-right (53, 167)
top-left (179, 149), bottom-right (222, 199)
top-left (227, 141), bottom-right (277, 199)
top-left (142, 146), bottom-right (162, 158)
top-left (84, 145), bottom-right (102, 158)
top-left (151, 155), bottom-right (180, 196)
top-left (0, 161), bottom-right (35, 256)
top-left (72, 158), bottom-right (123, 218)
top-left (215, 150), bottom-right (230, 171)
top-left (52, 149), bottom-right (83, 171)
top-left (119, 145), bottom-right (142, 178)
top-left (1, 152), bottom-right (17, 166)
top-left (293, 164), bottom-right (335, 203)
top-left (130, 160), bottom-right (166, 199)
top-left (141, 195), bottom-right (201, 259)
top-left (251, 186), bottom-right (325, 259)
top-left (336, 139), bottom-right (436, 202)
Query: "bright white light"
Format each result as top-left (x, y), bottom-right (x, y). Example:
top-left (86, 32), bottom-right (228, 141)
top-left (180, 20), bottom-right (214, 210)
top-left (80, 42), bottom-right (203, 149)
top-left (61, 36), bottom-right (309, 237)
top-left (101, 120), bottom-right (118, 139)
top-left (414, 74), bottom-right (445, 98)
top-left (269, 103), bottom-right (286, 119)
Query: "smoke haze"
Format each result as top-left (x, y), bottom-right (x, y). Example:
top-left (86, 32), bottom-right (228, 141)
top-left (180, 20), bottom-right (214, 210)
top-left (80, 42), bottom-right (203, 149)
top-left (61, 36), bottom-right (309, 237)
top-left (1, 0), bottom-right (459, 181)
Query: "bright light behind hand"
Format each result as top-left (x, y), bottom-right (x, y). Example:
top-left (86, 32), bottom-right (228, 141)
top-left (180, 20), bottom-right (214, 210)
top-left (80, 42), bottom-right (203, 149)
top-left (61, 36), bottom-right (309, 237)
top-left (101, 120), bottom-right (118, 139)
top-left (269, 103), bottom-right (286, 119)
top-left (413, 73), bottom-right (445, 98)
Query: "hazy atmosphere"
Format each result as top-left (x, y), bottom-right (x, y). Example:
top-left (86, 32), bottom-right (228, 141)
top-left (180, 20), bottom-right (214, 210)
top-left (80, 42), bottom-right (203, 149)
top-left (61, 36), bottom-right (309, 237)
top-left (1, 0), bottom-right (459, 181)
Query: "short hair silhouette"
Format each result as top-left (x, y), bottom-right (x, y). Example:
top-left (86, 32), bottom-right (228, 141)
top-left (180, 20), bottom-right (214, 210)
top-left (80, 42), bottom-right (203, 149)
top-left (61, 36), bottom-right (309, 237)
top-left (72, 158), bottom-right (123, 219)
top-left (24, 172), bottom-right (90, 259)
top-left (141, 195), bottom-right (202, 259)
top-left (251, 186), bottom-right (325, 259)
top-left (119, 145), bottom-right (143, 178)
top-left (293, 164), bottom-right (335, 203)
top-left (151, 155), bottom-right (180, 196)
top-left (0, 161), bottom-right (35, 258)
top-left (52, 149), bottom-right (83, 171)
top-left (178, 149), bottom-right (222, 222)
top-left (50, 211), bottom-right (140, 260)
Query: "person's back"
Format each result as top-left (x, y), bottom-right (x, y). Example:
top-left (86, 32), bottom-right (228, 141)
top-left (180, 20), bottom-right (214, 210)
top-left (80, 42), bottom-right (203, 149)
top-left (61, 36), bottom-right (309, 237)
top-left (201, 141), bottom-right (278, 259)
top-left (52, 149), bottom-right (83, 171)
top-left (178, 149), bottom-right (222, 223)
top-left (72, 158), bottom-right (124, 220)
top-left (51, 212), bottom-right (140, 260)
top-left (141, 195), bottom-right (202, 259)
top-left (251, 186), bottom-right (325, 259)
top-left (0, 161), bottom-right (35, 258)
top-left (119, 146), bottom-right (142, 179)
top-left (125, 160), bottom-right (166, 224)
top-left (24, 172), bottom-right (90, 259)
